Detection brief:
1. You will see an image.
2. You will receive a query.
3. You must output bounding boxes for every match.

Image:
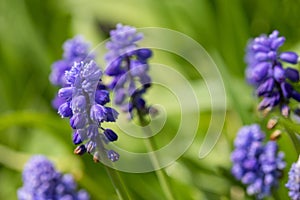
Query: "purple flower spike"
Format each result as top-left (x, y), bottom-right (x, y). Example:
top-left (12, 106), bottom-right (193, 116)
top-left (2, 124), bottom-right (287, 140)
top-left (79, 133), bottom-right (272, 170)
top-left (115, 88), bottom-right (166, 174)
top-left (51, 55), bottom-right (120, 162)
top-left (245, 30), bottom-right (300, 116)
top-left (105, 24), bottom-right (153, 118)
top-left (17, 155), bottom-right (90, 200)
top-left (231, 124), bottom-right (285, 199)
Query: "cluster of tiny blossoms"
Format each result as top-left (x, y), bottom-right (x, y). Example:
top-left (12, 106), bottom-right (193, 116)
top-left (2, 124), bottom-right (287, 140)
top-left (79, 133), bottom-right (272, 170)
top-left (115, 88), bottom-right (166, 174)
top-left (231, 124), bottom-right (285, 199)
top-left (18, 155), bottom-right (89, 200)
top-left (48, 33), bottom-right (121, 162)
top-left (105, 23), bottom-right (153, 118)
top-left (58, 60), bottom-right (120, 162)
top-left (50, 36), bottom-right (94, 109)
top-left (245, 30), bottom-right (300, 116)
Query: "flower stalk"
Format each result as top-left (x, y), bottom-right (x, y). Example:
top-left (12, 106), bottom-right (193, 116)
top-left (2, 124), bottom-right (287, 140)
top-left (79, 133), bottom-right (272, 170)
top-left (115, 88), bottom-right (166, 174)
top-left (137, 112), bottom-right (175, 200)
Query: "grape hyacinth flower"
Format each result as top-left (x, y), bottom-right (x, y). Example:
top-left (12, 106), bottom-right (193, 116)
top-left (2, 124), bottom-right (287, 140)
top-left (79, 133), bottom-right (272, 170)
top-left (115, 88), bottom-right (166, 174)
top-left (105, 23), bottom-right (153, 118)
top-left (286, 156), bottom-right (300, 200)
top-left (57, 60), bottom-right (120, 162)
top-left (50, 36), bottom-right (94, 109)
top-left (231, 124), bottom-right (285, 199)
top-left (17, 155), bottom-right (89, 200)
top-left (245, 30), bottom-right (300, 116)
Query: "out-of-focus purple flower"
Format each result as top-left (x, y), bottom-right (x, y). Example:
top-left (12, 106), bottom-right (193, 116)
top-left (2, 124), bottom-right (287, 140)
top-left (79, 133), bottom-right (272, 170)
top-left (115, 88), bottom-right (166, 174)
top-left (245, 30), bottom-right (300, 116)
top-left (17, 155), bottom-right (89, 200)
top-left (105, 24), bottom-right (152, 118)
top-left (50, 36), bottom-right (93, 87)
top-left (231, 124), bottom-right (285, 199)
top-left (56, 60), bottom-right (120, 162)
top-left (286, 156), bottom-right (300, 200)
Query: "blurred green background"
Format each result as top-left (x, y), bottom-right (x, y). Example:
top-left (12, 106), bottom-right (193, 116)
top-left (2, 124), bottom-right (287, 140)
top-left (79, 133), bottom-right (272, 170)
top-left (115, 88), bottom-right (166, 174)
top-left (1, 0), bottom-right (300, 199)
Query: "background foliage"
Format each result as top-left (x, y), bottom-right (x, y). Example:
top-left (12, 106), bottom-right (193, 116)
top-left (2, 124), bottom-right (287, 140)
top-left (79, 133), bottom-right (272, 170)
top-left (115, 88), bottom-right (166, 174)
top-left (1, 0), bottom-right (300, 199)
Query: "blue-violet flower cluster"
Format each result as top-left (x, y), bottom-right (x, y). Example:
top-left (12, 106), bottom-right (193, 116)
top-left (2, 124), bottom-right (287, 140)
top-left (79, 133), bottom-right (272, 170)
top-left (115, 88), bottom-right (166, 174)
top-left (57, 60), bottom-right (120, 162)
top-left (50, 36), bottom-right (94, 109)
top-left (286, 156), bottom-right (300, 200)
top-left (105, 23), bottom-right (153, 118)
top-left (245, 30), bottom-right (300, 116)
top-left (231, 124), bottom-right (285, 199)
top-left (18, 155), bottom-right (89, 200)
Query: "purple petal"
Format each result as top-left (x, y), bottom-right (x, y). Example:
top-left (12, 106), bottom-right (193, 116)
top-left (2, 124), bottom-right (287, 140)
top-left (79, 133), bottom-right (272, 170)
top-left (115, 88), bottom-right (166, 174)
top-left (273, 65), bottom-right (285, 82)
top-left (90, 104), bottom-right (107, 123)
top-left (280, 82), bottom-right (293, 98)
top-left (103, 129), bottom-right (118, 142)
top-left (104, 107), bottom-right (119, 122)
top-left (72, 131), bottom-right (82, 145)
top-left (58, 87), bottom-right (74, 101)
top-left (71, 95), bottom-right (86, 113)
top-left (292, 91), bottom-right (300, 102)
top-left (285, 67), bottom-right (299, 82)
top-left (256, 78), bottom-right (274, 96)
top-left (95, 89), bottom-right (110, 105)
top-left (70, 113), bottom-right (86, 129)
top-left (105, 57), bottom-right (125, 76)
top-left (270, 37), bottom-right (285, 50)
top-left (279, 52), bottom-right (299, 64)
top-left (58, 102), bottom-right (73, 118)
top-left (136, 48), bottom-right (152, 60)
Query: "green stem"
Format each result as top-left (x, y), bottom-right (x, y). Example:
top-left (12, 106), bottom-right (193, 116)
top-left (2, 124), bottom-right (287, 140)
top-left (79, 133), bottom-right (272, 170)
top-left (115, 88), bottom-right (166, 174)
top-left (279, 117), bottom-right (300, 155)
top-left (137, 113), bottom-right (175, 200)
top-left (104, 166), bottom-right (132, 200)
top-left (95, 136), bottom-right (132, 200)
